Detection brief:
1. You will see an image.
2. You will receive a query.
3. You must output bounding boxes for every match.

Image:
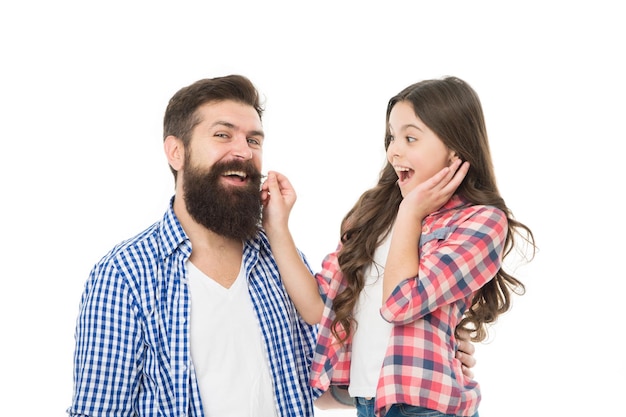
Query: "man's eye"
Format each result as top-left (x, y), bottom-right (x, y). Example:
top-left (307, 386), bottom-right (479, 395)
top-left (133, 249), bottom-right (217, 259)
top-left (248, 138), bottom-right (262, 146)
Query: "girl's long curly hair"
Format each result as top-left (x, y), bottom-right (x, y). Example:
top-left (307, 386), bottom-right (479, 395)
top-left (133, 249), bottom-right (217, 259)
top-left (331, 77), bottom-right (536, 344)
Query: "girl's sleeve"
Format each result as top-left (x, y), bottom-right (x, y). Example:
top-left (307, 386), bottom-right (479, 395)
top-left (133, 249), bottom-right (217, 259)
top-left (314, 243), bottom-right (343, 303)
top-left (380, 206), bottom-right (507, 324)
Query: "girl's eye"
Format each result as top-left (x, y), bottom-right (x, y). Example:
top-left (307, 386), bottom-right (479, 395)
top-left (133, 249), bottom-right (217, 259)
top-left (407, 136), bottom-right (417, 143)
top-left (388, 135), bottom-right (395, 142)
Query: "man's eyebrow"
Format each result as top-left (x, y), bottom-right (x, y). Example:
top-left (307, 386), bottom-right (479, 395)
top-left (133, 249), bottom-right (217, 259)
top-left (211, 120), bottom-right (235, 129)
top-left (249, 129), bottom-right (265, 138)
top-left (211, 121), bottom-right (264, 138)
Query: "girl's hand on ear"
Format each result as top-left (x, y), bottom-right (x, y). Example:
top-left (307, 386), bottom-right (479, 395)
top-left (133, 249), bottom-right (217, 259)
top-left (401, 158), bottom-right (470, 221)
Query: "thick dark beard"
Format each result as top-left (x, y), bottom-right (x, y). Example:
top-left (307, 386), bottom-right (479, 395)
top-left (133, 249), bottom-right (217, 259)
top-left (183, 158), bottom-right (263, 241)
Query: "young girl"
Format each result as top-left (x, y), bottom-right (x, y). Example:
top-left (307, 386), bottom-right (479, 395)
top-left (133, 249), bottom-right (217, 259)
top-left (262, 76), bottom-right (535, 417)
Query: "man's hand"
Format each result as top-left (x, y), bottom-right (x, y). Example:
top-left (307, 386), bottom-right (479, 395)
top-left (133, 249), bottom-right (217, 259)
top-left (314, 386), bottom-right (355, 410)
top-left (456, 329), bottom-right (477, 379)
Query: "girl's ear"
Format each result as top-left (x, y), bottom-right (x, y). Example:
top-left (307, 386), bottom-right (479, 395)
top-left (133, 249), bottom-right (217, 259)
top-left (164, 135), bottom-right (184, 171)
top-left (448, 149), bottom-right (459, 164)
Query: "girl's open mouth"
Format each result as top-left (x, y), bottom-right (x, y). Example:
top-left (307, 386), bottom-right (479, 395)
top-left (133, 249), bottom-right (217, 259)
top-left (394, 166), bottom-right (413, 185)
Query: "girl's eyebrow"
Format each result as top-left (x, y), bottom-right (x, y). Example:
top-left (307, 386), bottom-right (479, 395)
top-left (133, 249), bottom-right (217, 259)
top-left (402, 123), bottom-right (424, 132)
top-left (389, 123), bottom-right (424, 132)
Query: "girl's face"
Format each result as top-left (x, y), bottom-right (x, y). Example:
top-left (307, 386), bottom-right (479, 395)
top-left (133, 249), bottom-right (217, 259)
top-left (387, 101), bottom-right (455, 197)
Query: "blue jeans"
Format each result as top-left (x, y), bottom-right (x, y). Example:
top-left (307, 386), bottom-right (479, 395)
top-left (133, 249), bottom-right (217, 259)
top-left (355, 398), bottom-right (376, 417)
top-left (355, 398), bottom-right (479, 417)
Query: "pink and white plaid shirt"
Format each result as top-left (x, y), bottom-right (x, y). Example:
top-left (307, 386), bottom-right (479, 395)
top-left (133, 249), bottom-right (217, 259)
top-left (310, 195), bottom-right (507, 416)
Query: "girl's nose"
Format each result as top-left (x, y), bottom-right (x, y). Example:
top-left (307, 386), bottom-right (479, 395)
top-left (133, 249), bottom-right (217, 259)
top-left (387, 141), bottom-right (401, 158)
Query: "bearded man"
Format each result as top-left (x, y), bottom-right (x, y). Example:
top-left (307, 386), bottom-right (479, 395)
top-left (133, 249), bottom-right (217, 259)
top-left (68, 75), bottom-right (322, 417)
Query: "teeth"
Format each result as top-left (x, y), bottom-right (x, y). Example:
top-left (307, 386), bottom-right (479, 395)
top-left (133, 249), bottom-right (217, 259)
top-left (223, 170), bottom-right (247, 178)
top-left (393, 165), bottom-right (410, 172)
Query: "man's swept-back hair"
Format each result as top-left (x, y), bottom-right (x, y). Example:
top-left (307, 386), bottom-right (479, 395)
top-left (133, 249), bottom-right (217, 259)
top-left (163, 74), bottom-right (264, 179)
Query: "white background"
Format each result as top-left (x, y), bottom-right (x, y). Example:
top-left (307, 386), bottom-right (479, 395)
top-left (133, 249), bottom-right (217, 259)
top-left (1, 1), bottom-right (624, 416)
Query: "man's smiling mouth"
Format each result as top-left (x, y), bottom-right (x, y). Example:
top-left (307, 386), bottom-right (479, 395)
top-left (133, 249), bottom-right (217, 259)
top-left (222, 170), bottom-right (248, 182)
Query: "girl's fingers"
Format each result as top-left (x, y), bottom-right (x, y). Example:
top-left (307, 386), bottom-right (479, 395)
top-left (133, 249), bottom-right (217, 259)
top-left (448, 161), bottom-right (470, 188)
top-left (266, 171), bottom-right (279, 193)
top-left (443, 158), bottom-right (463, 183)
top-left (439, 159), bottom-right (468, 191)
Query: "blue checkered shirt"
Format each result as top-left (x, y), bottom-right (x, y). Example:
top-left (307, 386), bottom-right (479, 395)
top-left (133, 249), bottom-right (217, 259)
top-left (68, 198), bottom-right (320, 416)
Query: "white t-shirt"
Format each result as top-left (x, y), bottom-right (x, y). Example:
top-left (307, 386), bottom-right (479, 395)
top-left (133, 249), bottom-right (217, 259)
top-left (187, 261), bottom-right (278, 416)
top-left (348, 232), bottom-right (394, 398)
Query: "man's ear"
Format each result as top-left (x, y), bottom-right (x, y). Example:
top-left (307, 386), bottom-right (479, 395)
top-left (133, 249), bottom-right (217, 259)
top-left (164, 135), bottom-right (184, 171)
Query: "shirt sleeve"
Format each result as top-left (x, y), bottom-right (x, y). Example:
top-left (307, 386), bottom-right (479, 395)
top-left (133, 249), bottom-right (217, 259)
top-left (68, 259), bottom-right (143, 416)
top-left (314, 243), bottom-right (343, 303)
top-left (380, 206), bottom-right (508, 324)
